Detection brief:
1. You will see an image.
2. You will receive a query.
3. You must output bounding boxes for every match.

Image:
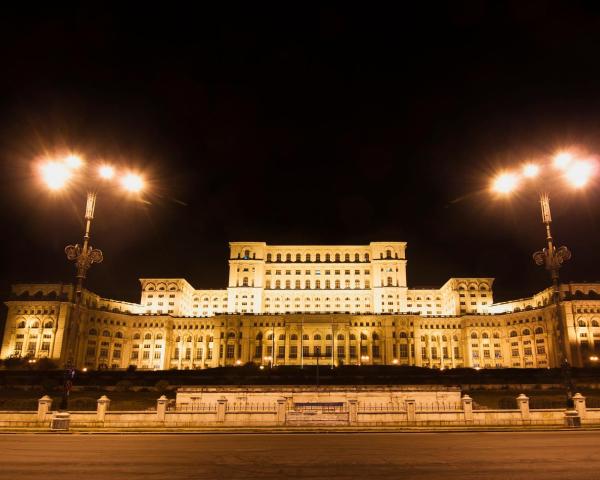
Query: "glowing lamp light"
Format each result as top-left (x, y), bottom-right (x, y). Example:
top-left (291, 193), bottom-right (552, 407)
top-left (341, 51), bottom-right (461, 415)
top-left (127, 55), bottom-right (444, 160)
top-left (99, 165), bottom-right (115, 179)
top-left (64, 154), bottom-right (83, 169)
top-left (522, 163), bottom-right (539, 178)
top-left (565, 161), bottom-right (594, 188)
top-left (40, 161), bottom-right (72, 190)
top-left (121, 173), bottom-right (143, 192)
top-left (492, 172), bottom-right (519, 194)
top-left (554, 152), bottom-right (573, 169)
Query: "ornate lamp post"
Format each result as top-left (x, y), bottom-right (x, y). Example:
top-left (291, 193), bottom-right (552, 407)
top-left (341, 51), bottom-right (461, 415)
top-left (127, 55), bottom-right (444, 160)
top-left (39, 155), bottom-right (144, 375)
top-left (492, 151), bottom-right (595, 406)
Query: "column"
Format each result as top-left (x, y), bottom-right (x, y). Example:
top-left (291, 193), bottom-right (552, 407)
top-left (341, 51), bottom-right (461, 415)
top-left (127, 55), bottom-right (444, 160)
top-left (462, 394), bottom-right (473, 423)
top-left (157, 395), bottom-right (168, 421)
top-left (516, 393), bottom-right (530, 422)
top-left (97, 395), bottom-right (111, 422)
top-left (37, 395), bottom-right (53, 421)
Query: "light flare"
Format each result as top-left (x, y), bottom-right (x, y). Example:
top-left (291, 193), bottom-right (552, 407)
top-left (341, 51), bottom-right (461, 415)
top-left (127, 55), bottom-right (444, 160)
top-left (40, 161), bottom-right (72, 190)
top-left (565, 160), bottom-right (594, 188)
top-left (98, 165), bottom-right (115, 179)
top-left (492, 172), bottom-right (519, 194)
top-left (553, 152), bottom-right (573, 169)
top-left (121, 173), bottom-right (144, 192)
top-left (522, 163), bottom-right (539, 178)
top-left (64, 154), bottom-right (83, 169)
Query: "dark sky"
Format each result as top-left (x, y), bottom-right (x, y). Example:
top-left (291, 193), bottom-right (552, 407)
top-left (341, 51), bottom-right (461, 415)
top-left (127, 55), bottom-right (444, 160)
top-left (1, 1), bottom-right (600, 306)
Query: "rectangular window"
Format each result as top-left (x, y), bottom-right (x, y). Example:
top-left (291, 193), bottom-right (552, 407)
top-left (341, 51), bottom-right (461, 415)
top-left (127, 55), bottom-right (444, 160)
top-left (443, 346), bottom-right (449, 359)
top-left (131, 351), bottom-right (138, 359)
top-left (278, 346), bottom-right (285, 358)
top-left (302, 346), bottom-right (309, 357)
top-left (207, 348), bottom-right (213, 360)
top-left (349, 345), bottom-right (357, 358)
top-left (524, 347), bottom-right (533, 356)
top-left (512, 349), bottom-right (519, 357)
top-left (86, 347), bottom-right (95, 357)
top-left (314, 346), bottom-right (321, 356)
top-left (142, 351), bottom-right (150, 359)
top-left (372, 345), bottom-right (380, 358)
top-left (41, 342), bottom-right (50, 351)
top-left (536, 346), bottom-right (546, 355)
top-left (113, 350), bottom-right (121, 359)
top-left (431, 347), bottom-right (437, 359)
top-left (400, 344), bottom-right (408, 358)
top-left (226, 344), bottom-right (235, 359)
top-left (325, 346), bottom-right (332, 357)
top-left (337, 345), bottom-right (345, 358)
top-left (290, 346), bottom-right (298, 358)
top-left (421, 347), bottom-right (427, 359)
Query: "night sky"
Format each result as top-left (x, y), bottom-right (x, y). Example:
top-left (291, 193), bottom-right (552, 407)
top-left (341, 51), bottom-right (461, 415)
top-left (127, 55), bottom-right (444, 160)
top-left (1, 2), bottom-right (600, 308)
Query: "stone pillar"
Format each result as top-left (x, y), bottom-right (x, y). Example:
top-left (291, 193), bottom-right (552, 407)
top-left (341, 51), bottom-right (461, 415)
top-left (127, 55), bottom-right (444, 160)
top-left (97, 395), bottom-right (111, 422)
top-left (572, 393), bottom-right (586, 419)
top-left (217, 397), bottom-right (227, 423)
top-left (37, 395), bottom-right (53, 421)
top-left (157, 395), bottom-right (168, 421)
top-left (276, 399), bottom-right (287, 425)
top-left (462, 394), bottom-right (473, 422)
top-left (516, 394), bottom-right (530, 422)
top-left (348, 399), bottom-right (358, 425)
top-left (405, 399), bottom-right (416, 423)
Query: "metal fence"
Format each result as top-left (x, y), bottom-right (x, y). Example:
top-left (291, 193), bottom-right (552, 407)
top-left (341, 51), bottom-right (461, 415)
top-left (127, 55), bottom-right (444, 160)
top-left (226, 402), bottom-right (277, 412)
top-left (358, 402), bottom-right (404, 413)
top-left (171, 403), bottom-right (217, 412)
top-left (416, 402), bottom-right (463, 412)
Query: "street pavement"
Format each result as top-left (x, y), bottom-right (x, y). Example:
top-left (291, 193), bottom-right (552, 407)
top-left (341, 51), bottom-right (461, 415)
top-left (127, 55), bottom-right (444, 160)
top-left (1, 431), bottom-right (599, 479)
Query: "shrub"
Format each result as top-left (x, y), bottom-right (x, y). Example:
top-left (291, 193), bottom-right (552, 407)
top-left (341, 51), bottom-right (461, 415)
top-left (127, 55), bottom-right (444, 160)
top-left (154, 380), bottom-right (170, 393)
top-left (115, 380), bottom-right (133, 392)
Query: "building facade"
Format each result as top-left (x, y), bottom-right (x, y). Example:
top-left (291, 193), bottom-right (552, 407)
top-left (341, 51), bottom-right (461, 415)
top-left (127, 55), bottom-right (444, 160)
top-left (2, 241), bottom-right (600, 370)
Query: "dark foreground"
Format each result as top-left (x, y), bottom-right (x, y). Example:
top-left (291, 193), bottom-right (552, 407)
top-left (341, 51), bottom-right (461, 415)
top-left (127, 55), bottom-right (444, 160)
top-left (1, 431), bottom-right (599, 479)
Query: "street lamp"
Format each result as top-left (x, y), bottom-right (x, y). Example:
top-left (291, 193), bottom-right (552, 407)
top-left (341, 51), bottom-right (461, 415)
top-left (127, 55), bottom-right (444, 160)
top-left (491, 150), bottom-right (596, 406)
top-left (38, 153), bottom-right (145, 407)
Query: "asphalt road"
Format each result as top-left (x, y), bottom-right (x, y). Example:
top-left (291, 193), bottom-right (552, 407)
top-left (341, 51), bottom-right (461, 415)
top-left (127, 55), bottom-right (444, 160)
top-left (1, 431), bottom-right (599, 479)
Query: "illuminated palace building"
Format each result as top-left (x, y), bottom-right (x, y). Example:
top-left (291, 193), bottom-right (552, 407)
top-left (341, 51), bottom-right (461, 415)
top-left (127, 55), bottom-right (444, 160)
top-left (2, 241), bottom-right (600, 370)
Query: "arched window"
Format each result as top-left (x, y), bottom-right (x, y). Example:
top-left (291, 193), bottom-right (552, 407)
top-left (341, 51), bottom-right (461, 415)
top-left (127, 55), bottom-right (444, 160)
top-left (385, 249), bottom-right (392, 259)
top-left (345, 253), bottom-right (350, 262)
top-left (115, 332), bottom-right (123, 339)
top-left (493, 332), bottom-right (500, 338)
top-left (453, 335), bottom-right (458, 342)
top-left (227, 332), bottom-right (236, 339)
top-left (102, 330), bottom-right (111, 337)
top-left (325, 253), bottom-right (331, 262)
top-left (592, 320), bottom-right (600, 328)
top-left (302, 334), bottom-right (309, 341)
top-left (482, 332), bottom-right (489, 339)
top-left (372, 332), bottom-right (379, 340)
top-left (442, 335), bottom-right (447, 341)
top-left (470, 332), bottom-right (478, 339)
top-left (337, 334), bottom-right (345, 341)
top-left (143, 333), bottom-right (151, 339)
top-left (267, 333), bottom-right (273, 340)
top-left (286, 253), bottom-right (291, 262)
top-left (243, 249), bottom-right (250, 259)
top-left (365, 253), bottom-right (370, 261)
top-left (175, 336), bottom-right (181, 342)
top-left (17, 321), bottom-right (26, 329)
top-left (44, 321), bottom-right (53, 329)
top-left (509, 330), bottom-right (518, 337)
top-left (31, 321), bottom-right (39, 328)
top-left (335, 253), bottom-right (340, 262)
top-left (399, 332), bottom-right (407, 339)
top-left (522, 329), bottom-right (531, 336)
top-left (296, 253), bottom-right (301, 262)
top-left (133, 333), bottom-right (140, 340)
top-left (156, 333), bottom-right (163, 340)
top-left (316, 253), bottom-right (321, 262)
top-left (290, 334), bottom-right (298, 341)
top-left (325, 334), bottom-right (332, 340)
top-left (360, 333), bottom-right (367, 340)
top-left (276, 253), bottom-right (282, 261)
top-left (256, 333), bottom-right (263, 340)
top-left (355, 253), bottom-right (360, 261)
top-left (387, 277), bottom-right (393, 286)
top-left (88, 328), bottom-right (97, 336)
top-left (578, 319), bottom-right (587, 327)
top-left (534, 327), bottom-right (544, 334)
top-left (275, 280), bottom-right (281, 289)
top-left (242, 277), bottom-right (249, 287)
top-left (267, 253), bottom-right (272, 262)
top-left (306, 253), bottom-right (311, 262)
top-left (279, 334), bottom-right (285, 340)
top-left (349, 334), bottom-right (356, 340)
top-left (314, 334), bottom-right (321, 341)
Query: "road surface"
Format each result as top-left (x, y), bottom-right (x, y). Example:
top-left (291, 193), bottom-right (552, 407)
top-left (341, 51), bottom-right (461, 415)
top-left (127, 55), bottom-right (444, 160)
top-left (1, 431), bottom-right (599, 479)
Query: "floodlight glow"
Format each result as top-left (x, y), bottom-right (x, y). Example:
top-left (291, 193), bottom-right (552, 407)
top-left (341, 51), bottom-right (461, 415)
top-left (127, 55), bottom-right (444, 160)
top-left (121, 173), bottom-right (143, 192)
top-left (522, 163), bottom-right (539, 178)
top-left (98, 165), bottom-right (115, 179)
top-left (492, 172), bottom-right (519, 194)
top-left (554, 152), bottom-right (573, 169)
top-left (40, 161), bottom-right (72, 190)
top-left (64, 154), bottom-right (83, 169)
top-left (565, 160), bottom-right (594, 188)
